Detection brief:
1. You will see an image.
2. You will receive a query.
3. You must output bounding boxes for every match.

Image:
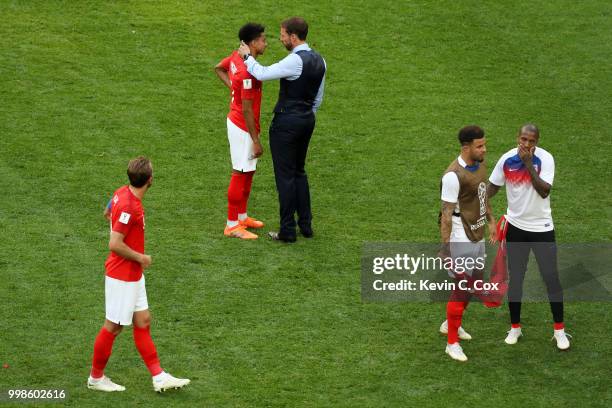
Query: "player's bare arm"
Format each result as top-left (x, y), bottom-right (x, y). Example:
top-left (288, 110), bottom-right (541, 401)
top-left (242, 98), bottom-right (263, 158)
top-left (109, 231), bottom-right (152, 269)
top-left (214, 62), bottom-right (231, 89)
top-left (487, 182), bottom-right (502, 243)
top-left (487, 182), bottom-right (501, 199)
top-left (439, 200), bottom-right (455, 257)
top-left (518, 145), bottom-right (551, 198)
top-left (486, 197), bottom-right (497, 244)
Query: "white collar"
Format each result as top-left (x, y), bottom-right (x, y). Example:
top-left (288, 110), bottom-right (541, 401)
top-left (457, 155), bottom-right (467, 168)
top-left (292, 43), bottom-right (310, 54)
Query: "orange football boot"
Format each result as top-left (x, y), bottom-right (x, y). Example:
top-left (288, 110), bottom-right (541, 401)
top-left (239, 217), bottom-right (264, 229)
top-left (224, 224), bottom-right (258, 239)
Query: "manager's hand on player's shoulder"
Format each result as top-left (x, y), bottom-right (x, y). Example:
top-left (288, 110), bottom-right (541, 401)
top-left (238, 41), bottom-right (250, 58)
top-left (139, 254), bottom-right (152, 269)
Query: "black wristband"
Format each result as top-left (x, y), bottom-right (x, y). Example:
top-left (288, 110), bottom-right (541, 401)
top-left (243, 53), bottom-right (251, 61)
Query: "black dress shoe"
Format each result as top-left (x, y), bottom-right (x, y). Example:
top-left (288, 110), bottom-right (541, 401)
top-left (267, 231), bottom-right (296, 243)
top-left (299, 228), bottom-right (313, 238)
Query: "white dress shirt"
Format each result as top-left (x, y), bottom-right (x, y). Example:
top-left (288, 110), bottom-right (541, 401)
top-left (244, 43), bottom-right (326, 112)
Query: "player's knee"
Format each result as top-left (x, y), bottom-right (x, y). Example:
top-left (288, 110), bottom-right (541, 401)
top-left (104, 320), bottom-right (123, 335)
top-left (134, 314), bottom-right (151, 328)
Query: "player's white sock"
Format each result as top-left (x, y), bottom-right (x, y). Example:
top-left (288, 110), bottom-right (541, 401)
top-left (153, 371), bottom-right (168, 383)
top-left (227, 220), bottom-right (239, 228)
top-left (88, 376), bottom-right (101, 384)
top-left (238, 213), bottom-right (248, 221)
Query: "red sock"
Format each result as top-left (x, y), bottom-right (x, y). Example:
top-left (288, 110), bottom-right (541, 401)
top-left (227, 173), bottom-right (244, 222)
top-left (91, 327), bottom-right (117, 379)
top-left (446, 301), bottom-right (465, 344)
top-left (133, 325), bottom-right (162, 376)
top-left (553, 322), bottom-right (564, 330)
top-left (511, 323), bottom-right (521, 329)
top-left (238, 171), bottom-right (255, 214)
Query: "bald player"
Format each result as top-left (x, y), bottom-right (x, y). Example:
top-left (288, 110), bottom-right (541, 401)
top-left (488, 124), bottom-right (570, 350)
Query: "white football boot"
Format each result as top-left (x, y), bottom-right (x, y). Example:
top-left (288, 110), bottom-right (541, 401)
top-left (552, 329), bottom-right (571, 350)
top-left (87, 375), bottom-right (126, 392)
top-left (504, 327), bottom-right (522, 345)
top-left (445, 342), bottom-right (468, 362)
top-left (152, 372), bottom-right (191, 392)
top-left (440, 320), bottom-right (472, 340)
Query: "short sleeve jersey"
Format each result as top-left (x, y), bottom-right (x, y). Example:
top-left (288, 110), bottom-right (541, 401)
top-left (489, 147), bottom-right (555, 232)
top-left (104, 185), bottom-right (145, 281)
top-left (218, 51), bottom-right (262, 133)
top-left (441, 156), bottom-right (469, 212)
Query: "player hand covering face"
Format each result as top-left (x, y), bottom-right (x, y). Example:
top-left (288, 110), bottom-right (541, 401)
top-left (488, 124), bottom-right (569, 350)
top-left (214, 22), bottom-right (268, 239)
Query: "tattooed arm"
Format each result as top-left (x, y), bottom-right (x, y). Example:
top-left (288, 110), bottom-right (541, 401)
top-left (439, 201), bottom-right (456, 257)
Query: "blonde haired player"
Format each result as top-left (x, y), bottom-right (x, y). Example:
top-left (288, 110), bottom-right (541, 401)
top-left (89, 157), bottom-right (190, 392)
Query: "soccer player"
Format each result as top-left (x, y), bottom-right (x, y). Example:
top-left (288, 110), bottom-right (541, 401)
top-left (215, 23), bottom-right (268, 239)
top-left (439, 126), bottom-right (496, 362)
top-left (88, 157), bottom-right (190, 392)
top-left (488, 124), bottom-right (570, 350)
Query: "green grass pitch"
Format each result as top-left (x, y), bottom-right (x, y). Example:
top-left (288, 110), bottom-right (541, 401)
top-left (1, 1), bottom-right (611, 406)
